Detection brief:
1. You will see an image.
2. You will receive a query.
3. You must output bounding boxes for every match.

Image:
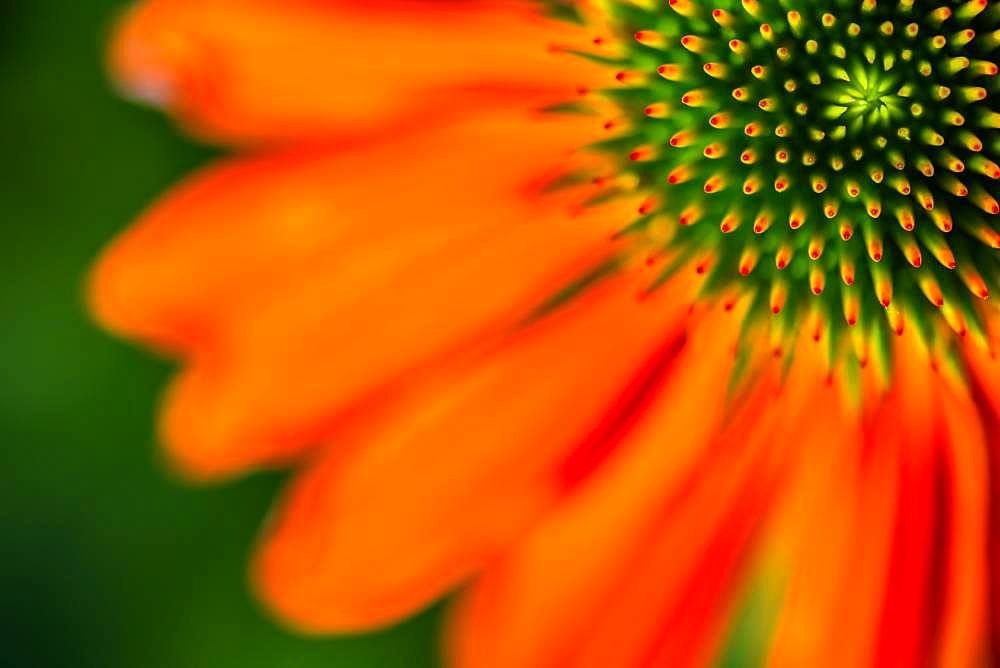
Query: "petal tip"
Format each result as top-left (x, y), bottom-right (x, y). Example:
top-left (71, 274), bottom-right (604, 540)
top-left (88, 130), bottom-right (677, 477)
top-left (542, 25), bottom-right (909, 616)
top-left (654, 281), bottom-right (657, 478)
top-left (107, 2), bottom-right (196, 111)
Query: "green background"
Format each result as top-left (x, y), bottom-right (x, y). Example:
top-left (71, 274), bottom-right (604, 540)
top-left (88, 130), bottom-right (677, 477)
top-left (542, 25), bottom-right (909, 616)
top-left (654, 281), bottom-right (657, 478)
top-left (0, 2), bottom-right (441, 666)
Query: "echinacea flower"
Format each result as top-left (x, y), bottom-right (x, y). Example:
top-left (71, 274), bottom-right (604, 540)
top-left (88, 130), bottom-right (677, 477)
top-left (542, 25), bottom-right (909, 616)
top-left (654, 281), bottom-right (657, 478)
top-left (92, 0), bottom-right (1000, 665)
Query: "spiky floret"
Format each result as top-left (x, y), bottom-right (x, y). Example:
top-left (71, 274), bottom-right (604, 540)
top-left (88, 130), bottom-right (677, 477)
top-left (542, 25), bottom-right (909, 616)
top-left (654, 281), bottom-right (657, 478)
top-left (566, 0), bottom-right (999, 381)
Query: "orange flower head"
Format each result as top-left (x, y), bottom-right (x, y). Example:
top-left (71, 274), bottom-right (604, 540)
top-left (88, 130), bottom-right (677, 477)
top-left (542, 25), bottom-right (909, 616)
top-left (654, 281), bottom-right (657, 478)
top-left (92, 1), bottom-right (1000, 667)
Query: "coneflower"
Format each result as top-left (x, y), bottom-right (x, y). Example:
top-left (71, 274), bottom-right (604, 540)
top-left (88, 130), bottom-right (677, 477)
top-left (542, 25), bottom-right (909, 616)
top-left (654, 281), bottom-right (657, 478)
top-left (568, 0), bottom-right (998, 385)
top-left (94, 1), bottom-right (1000, 665)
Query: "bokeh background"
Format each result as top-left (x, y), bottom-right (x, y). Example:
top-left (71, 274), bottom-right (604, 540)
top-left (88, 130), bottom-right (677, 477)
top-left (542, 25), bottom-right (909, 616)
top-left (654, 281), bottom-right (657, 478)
top-left (0, 2), bottom-right (441, 666)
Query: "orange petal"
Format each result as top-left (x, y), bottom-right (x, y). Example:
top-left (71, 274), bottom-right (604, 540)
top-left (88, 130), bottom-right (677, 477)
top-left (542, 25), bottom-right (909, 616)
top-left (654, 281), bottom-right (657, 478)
top-left (969, 344), bottom-right (1000, 659)
top-left (766, 335), bottom-right (984, 668)
top-left (966, 315), bottom-right (1000, 659)
top-left (447, 306), bottom-right (807, 668)
top-left (637, 383), bottom-right (850, 668)
top-left (935, 383), bottom-right (989, 667)
top-left (91, 112), bottom-right (618, 478)
top-left (870, 338), bottom-right (984, 666)
top-left (91, 111), bottom-right (603, 349)
top-left (110, 0), bottom-right (594, 143)
top-left (765, 418), bottom-right (899, 668)
top-left (893, 338), bottom-right (988, 668)
top-left (871, 426), bottom-right (942, 665)
top-left (253, 270), bottom-right (700, 632)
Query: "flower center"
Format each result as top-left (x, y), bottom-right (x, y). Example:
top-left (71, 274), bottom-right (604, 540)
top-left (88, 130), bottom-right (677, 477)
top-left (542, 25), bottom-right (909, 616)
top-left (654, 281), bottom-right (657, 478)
top-left (570, 0), bottom-right (1000, 377)
top-left (829, 67), bottom-right (899, 125)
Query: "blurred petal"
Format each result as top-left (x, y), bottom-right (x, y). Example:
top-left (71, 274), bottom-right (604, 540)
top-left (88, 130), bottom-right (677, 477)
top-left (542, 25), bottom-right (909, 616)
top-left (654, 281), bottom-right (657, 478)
top-left (969, 339), bottom-right (1000, 660)
top-left (767, 422), bottom-right (898, 667)
top-left (871, 398), bottom-right (945, 664)
top-left (935, 382), bottom-right (989, 667)
top-left (446, 310), bottom-right (841, 668)
top-left (769, 337), bottom-right (989, 668)
top-left (91, 111), bottom-right (618, 478)
top-left (253, 270), bottom-right (700, 632)
top-left (109, 0), bottom-right (594, 143)
top-left (92, 111), bottom-right (603, 348)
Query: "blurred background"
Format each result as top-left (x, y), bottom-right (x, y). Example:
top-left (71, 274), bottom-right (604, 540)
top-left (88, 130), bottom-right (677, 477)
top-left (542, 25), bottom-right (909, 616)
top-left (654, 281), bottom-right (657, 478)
top-left (0, 2), bottom-right (441, 666)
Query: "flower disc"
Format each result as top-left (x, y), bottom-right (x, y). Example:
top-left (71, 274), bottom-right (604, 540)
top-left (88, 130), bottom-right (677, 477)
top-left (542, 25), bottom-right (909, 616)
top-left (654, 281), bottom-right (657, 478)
top-left (575, 0), bottom-right (1000, 375)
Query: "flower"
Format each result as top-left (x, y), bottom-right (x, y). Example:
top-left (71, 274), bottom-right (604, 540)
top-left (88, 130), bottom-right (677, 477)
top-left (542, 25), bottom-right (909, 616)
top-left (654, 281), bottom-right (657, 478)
top-left (92, 1), bottom-right (1000, 666)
